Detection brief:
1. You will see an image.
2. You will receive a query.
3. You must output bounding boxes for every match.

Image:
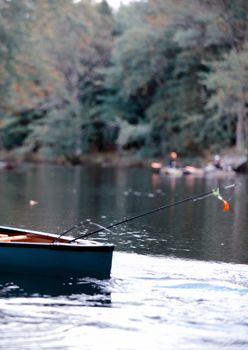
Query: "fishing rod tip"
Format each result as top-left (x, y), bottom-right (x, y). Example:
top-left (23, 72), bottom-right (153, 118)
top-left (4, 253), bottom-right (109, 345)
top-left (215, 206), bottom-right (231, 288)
top-left (224, 182), bottom-right (240, 189)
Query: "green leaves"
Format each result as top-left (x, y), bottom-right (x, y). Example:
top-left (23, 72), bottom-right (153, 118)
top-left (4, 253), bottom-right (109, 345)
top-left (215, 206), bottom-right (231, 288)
top-left (202, 44), bottom-right (248, 151)
top-left (0, 0), bottom-right (114, 157)
top-left (0, 0), bottom-right (247, 159)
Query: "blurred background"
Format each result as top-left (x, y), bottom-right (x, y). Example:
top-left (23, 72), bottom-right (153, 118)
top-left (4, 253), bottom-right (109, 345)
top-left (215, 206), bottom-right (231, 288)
top-left (0, 0), bottom-right (247, 167)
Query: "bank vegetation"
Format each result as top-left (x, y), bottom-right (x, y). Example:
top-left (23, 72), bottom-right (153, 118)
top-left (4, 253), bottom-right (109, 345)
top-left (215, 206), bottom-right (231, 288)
top-left (0, 0), bottom-right (247, 164)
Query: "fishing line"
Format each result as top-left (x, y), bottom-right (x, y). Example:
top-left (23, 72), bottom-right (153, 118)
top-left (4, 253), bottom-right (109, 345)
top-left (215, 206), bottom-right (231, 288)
top-left (53, 220), bottom-right (87, 243)
top-left (68, 183), bottom-right (238, 243)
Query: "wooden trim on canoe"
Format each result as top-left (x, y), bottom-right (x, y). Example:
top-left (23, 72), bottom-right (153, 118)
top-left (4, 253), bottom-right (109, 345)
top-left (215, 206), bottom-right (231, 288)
top-left (0, 235), bottom-right (29, 242)
top-left (0, 225), bottom-right (114, 251)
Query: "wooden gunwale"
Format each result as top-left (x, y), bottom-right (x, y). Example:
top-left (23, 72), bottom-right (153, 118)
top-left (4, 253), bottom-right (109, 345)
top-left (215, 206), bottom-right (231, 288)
top-left (0, 225), bottom-right (114, 252)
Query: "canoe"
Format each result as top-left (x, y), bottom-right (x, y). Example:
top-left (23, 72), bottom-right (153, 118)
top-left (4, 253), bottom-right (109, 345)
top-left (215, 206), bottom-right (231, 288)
top-left (160, 166), bottom-right (183, 176)
top-left (159, 166), bottom-right (236, 178)
top-left (0, 225), bottom-right (114, 279)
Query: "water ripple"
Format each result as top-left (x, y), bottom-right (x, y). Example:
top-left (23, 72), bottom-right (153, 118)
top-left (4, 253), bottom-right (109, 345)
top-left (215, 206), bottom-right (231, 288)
top-left (0, 253), bottom-right (248, 349)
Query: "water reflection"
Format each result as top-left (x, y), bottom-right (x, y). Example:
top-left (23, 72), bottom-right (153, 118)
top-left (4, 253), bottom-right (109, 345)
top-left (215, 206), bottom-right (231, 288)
top-left (0, 165), bottom-right (247, 265)
top-left (0, 274), bottom-right (111, 304)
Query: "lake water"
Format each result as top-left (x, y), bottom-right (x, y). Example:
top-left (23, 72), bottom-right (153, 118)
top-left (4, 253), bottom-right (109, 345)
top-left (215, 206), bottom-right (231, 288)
top-left (0, 164), bottom-right (247, 349)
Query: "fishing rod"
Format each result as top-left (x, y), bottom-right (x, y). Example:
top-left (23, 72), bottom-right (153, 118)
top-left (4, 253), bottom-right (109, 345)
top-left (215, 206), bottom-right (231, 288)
top-left (53, 220), bottom-right (114, 243)
top-left (68, 183), bottom-right (237, 243)
top-left (53, 220), bottom-right (86, 243)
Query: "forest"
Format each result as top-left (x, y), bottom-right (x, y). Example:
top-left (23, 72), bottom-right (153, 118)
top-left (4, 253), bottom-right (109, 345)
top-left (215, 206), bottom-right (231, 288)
top-left (0, 0), bottom-right (247, 163)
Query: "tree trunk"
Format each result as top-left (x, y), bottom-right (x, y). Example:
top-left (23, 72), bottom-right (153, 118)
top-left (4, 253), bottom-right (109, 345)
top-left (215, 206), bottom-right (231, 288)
top-left (236, 92), bottom-right (247, 153)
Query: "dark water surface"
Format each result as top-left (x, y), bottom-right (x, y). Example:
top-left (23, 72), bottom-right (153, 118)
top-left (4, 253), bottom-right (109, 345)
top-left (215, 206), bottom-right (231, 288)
top-left (0, 164), bottom-right (247, 349)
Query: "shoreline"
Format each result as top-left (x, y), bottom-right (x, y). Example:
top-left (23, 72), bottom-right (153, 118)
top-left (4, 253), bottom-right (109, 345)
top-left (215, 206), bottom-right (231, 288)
top-left (1, 150), bottom-right (248, 173)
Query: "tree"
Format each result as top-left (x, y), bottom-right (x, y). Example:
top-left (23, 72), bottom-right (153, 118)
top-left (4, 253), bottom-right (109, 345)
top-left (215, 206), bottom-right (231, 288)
top-left (102, 0), bottom-right (218, 155)
top-left (1, 0), bottom-right (247, 159)
top-left (0, 0), bottom-right (114, 158)
top-left (102, 0), bottom-right (248, 155)
top-left (202, 46), bottom-right (248, 152)
top-left (201, 0), bottom-right (248, 152)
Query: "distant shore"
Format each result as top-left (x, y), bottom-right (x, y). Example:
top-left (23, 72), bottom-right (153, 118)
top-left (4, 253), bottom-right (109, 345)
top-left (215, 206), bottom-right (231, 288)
top-left (1, 149), bottom-right (248, 173)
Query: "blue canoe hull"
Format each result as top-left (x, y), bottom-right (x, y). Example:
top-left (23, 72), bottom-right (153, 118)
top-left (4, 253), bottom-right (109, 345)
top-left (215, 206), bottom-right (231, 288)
top-left (0, 226), bottom-right (114, 279)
